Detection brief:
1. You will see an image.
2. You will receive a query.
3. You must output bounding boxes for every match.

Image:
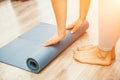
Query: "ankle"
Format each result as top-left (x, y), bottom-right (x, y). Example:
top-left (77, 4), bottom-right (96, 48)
top-left (98, 47), bottom-right (111, 58)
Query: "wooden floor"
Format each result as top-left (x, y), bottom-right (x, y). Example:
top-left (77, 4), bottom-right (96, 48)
top-left (0, 0), bottom-right (120, 80)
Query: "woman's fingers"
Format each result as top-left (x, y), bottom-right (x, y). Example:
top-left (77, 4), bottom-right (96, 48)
top-left (66, 19), bottom-right (83, 34)
top-left (43, 34), bottom-right (65, 46)
top-left (66, 23), bottom-right (75, 30)
top-left (43, 38), bottom-right (60, 46)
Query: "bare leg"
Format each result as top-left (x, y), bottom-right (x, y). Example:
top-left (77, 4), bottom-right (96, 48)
top-left (66, 0), bottom-right (90, 34)
top-left (44, 0), bottom-right (67, 46)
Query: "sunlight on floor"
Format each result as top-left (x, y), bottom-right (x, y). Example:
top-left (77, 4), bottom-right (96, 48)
top-left (0, 1), bottom-right (21, 47)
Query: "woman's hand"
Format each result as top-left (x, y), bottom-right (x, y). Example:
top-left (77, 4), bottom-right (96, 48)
top-left (66, 19), bottom-right (83, 34)
top-left (43, 33), bottom-right (65, 46)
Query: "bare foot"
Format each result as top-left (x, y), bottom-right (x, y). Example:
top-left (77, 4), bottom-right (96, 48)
top-left (73, 46), bottom-right (115, 66)
top-left (77, 46), bottom-right (115, 60)
top-left (43, 34), bottom-right (65, 46)
top-left (66, 19), bottom-right (83, 34)
top-left (111, 47), bottom-right (115, 60)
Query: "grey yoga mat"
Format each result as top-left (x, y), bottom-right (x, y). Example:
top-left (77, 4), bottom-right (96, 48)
top-left (0, 21), bottom-right (89, 73)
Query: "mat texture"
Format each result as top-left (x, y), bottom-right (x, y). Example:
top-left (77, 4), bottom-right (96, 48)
top-left (0, 21), bottom-right (89, 73)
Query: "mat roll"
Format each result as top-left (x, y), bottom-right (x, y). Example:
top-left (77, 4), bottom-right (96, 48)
top-left (0, 21), bottom-right (89, 73)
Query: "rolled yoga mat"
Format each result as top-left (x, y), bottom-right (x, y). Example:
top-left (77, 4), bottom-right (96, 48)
top-left (0, 21), bottom-right (89, 73)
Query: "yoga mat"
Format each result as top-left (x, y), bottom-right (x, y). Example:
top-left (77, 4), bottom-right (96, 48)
top-left (0, 21), bottom-right (89, 73)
